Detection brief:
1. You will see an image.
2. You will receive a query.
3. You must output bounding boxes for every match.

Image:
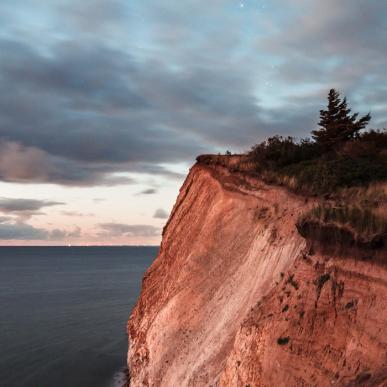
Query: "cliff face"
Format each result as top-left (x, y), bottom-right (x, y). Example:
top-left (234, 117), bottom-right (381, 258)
top-left (127, 163), bottom-right (387, 387)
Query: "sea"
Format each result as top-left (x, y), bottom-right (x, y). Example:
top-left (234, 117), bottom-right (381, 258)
top-left (0, 246), bottom-right (157, 387)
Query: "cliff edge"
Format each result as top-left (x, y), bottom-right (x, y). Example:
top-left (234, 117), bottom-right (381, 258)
top-left (127, 162), bottom-right (387, 387)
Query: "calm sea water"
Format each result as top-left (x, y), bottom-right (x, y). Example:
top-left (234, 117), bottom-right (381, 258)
top-left (0, 246), bottom-right (157, 387)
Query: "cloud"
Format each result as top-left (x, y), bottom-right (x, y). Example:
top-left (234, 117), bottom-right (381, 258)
top-left (0, 219), bottom-right (81, 241)
top-left (259, 1), bottom-right (387, 112)
top-left (0, 197), bottom-right (64, 219)
top-left (93, 198), bottom-right (106, 202)
top-left (0, 222), bottom-right (48, 240)
top-left (0, 5), bottom-right (276, 187)
top-left (153, 208), bottom-right (169, 219)
top-left (139, 188), bottom-right (157, 195)
top-left (264, 1), bottom-right (387, 59)
top-left (0, 198), bottom-right (63, 212)
top-left (0, 39), bottom-right (210, 186)
top-left (0, 0), bottom-right (386, 189)
top-left (0, 216), bottom-right (13, 223)
top-left (0, 141), bottom-right (135, 186)
top-left (49, 226), bottom-right (82, 240)
top-left (61, 211), bottom-right (95, 217)
top-left (99, 223), bottom-right (160, 237)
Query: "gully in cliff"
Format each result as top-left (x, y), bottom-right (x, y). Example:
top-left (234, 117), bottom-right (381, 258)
top-left (127, 90), bottom-right (387, 387)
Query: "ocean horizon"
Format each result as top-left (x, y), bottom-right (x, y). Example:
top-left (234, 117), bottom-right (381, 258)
top-left (0, 246), bottom-right (157, 387)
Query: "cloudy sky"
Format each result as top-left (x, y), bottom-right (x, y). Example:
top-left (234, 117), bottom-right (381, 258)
top-left (0, 0), bottom-right (386, 245)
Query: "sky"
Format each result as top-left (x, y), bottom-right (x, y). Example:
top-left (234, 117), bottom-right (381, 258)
top-left (0, 0), bottom-right (386, 245)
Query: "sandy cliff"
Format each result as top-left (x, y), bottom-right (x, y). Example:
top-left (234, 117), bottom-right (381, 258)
top-left (127, 162), bottom-right (387, 387)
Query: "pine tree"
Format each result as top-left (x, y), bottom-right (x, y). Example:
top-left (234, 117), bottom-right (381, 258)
top-left (312, 89), bottom-right (371, 148)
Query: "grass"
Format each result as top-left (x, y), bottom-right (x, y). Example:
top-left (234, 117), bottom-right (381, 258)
top-left (297, 202), bottom-right (387, 252)
top-left (334, 182), bottom-right (387, 211)
top-left (281, 155), bottom-right (387, 195)
top-left (198, 147), bottom-right (387, 197)
top-left (249, 153), bottom-right (387, 196)
top-left (303, 204), bottom-right (387, 237)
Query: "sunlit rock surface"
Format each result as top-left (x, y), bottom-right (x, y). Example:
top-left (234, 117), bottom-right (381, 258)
top-left (127, 162), bottom-right (387, 387)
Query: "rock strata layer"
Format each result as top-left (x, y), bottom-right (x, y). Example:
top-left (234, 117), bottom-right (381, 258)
top-left (127, 163), bottom-right (387, 387)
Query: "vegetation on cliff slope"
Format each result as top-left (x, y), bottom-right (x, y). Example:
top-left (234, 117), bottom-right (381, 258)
top-left (249, 89), bottom-right (385, 195)
top-left (198, 89), bottom-right (387, 250)
top-left (297, 204), bottom-right (387, 250)
top-left (250, 130), bottom-right (387, 195)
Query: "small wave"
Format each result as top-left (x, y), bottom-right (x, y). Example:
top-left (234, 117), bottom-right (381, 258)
top-left (109, 367), bottom-right (129, 387)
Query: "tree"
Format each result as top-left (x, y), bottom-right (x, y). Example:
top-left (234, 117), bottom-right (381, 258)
top-left (312, 89), bottom-right (371, 149)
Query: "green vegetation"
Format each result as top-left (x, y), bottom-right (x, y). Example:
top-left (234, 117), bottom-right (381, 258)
top-left (281, 151), bottom-right (387, 195)
top-left (305, 205), bottom-right (387, 236)
top-left (198, 89), bottom-right (386, 251)
top-left (312, 89), bottom-right (371, 148)
top-left (297, 202), bottom-right (387, 251)
top-left (249, 130), bottom-right (387, 195)
top-left (247, 90), bottom-right (386, 250)
top-left (249, 89), bottom-right (387, 195)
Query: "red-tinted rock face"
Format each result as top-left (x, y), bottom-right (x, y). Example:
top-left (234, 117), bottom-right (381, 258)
top-left (127, 164), bottom-right (387, 387)
top-left (219, 253), bottom-right (387, 387)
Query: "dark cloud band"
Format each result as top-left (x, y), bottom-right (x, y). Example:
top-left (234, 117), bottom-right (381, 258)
top-left (0, 0), bottom-right (386, 189)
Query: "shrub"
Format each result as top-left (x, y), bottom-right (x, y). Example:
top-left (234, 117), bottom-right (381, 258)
top-left (248, 128), bottom-right (386, 195)
top-left (200, 91), bottom-right (387, 198)
top-left (250, 136), bottom-right (318, 169)
top-left (283, 152), bottom-right (387, 194)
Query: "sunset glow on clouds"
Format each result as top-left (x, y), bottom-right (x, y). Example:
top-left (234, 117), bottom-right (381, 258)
top-left (0, 0), bottom-right (386, 244)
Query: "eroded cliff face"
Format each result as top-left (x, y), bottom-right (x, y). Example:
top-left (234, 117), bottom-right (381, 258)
top-left (127, 163), bottom-right (387, 387)
top-left (219, 252), bottom-right (387, 387)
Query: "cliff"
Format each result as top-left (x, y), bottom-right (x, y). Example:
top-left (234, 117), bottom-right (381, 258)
top-left (127, 162), bottom-right (387, 387)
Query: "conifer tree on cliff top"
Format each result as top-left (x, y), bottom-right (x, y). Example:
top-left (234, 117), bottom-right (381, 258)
top-left (312, 89), bottom-right (371, 148)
